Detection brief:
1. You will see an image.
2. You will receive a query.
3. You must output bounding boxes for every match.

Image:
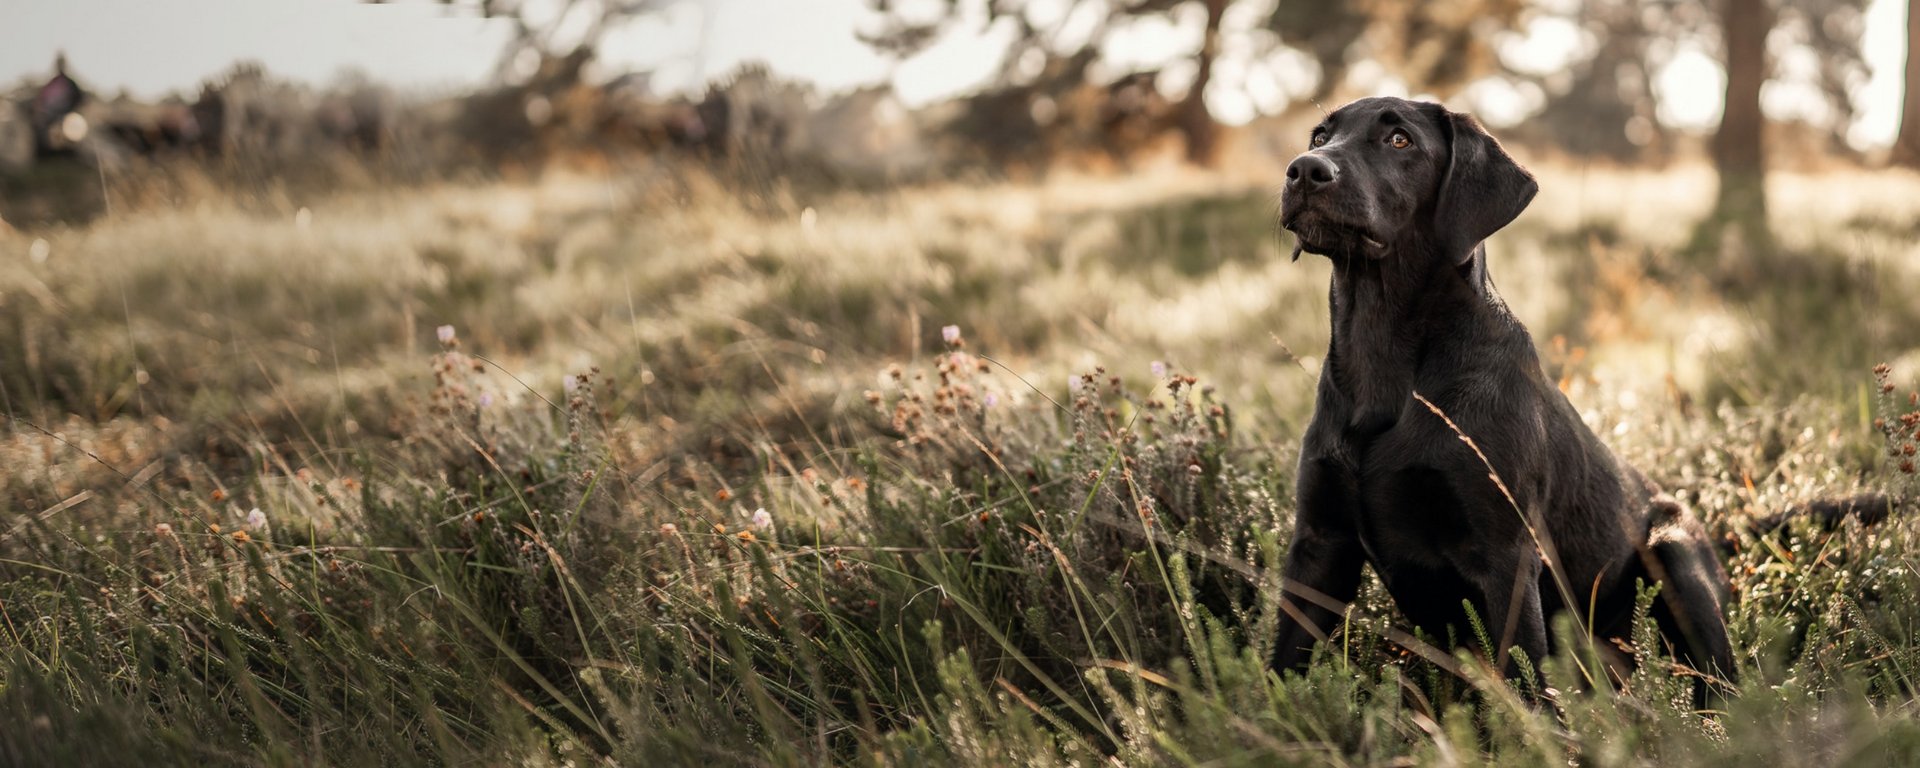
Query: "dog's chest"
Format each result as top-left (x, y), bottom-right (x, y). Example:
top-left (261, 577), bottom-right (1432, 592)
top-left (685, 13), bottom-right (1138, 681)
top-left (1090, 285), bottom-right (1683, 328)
top-left (1357, 459), bottom-right (1489, 558)
top-left (1312, 416), bottom-right (1518, 570)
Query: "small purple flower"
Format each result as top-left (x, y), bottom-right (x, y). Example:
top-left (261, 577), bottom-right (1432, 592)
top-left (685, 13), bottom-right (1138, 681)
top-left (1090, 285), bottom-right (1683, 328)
top-left (751, 508), bottom-right (773, 530)
top-left (1068, 375), bottom-right (1082, 394)
top-left (562, 375), bottom-right (579, 394)
top-left (436, 325), bottom-right (456, 344)
top-left (1151, 360), bottom-right (1168, 379)
top-left (477, 392), bottom-right (494, 409)
top-left (246, 508), bottom-right (267, 530)
top-left (983, 392), bottom-right (999, 409)
top-left (941, 325), bottom-right (961, 344)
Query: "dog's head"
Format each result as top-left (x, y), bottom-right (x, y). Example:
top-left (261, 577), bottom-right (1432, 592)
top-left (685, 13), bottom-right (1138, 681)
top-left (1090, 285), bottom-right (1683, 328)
top-left (1279, 97), bottom-right (1536, 264)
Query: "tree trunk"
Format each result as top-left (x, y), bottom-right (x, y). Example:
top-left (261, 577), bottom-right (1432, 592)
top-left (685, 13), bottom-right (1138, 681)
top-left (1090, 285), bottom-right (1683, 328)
top-left (1178, 0), bottom-right (1228, 166)
top-left (1892, 0), bottom-right (1920, 166)
top-left (1703, 0), bottom-right (1773, 256)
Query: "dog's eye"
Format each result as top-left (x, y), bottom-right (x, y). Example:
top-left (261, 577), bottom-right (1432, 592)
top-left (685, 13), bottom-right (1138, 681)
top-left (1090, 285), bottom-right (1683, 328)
top-left (1389, 131), bottom-right (1411, 149)
top-left (1310, 133), bottom-right (1327, 148)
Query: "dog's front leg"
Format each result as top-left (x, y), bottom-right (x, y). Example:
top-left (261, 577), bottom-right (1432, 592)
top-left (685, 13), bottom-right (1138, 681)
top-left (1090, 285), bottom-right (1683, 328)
top-left (1273, 458), bottom-right (1367, 673)
top-left (1473, 556), bottom-right (1551, 687)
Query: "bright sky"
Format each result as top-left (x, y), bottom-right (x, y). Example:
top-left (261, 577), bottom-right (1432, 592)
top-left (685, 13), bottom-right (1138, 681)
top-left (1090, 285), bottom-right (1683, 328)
top-left (0, 0), bottom-right (1909, 148)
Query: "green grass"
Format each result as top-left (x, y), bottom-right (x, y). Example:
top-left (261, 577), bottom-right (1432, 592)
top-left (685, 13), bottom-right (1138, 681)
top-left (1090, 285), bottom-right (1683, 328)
top-left (3, 163), bottom-right (1920, 765)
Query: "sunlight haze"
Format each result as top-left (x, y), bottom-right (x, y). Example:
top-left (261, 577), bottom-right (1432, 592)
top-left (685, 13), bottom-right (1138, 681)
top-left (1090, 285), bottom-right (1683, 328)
top-left (0, 0), bottom-right (1910, 147)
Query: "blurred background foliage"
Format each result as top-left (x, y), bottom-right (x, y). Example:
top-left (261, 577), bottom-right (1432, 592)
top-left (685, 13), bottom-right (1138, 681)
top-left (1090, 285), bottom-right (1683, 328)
top-left (3, 0), bottom-right (1917, 236)
top-left (5, 1), bottom-right (1920, 765)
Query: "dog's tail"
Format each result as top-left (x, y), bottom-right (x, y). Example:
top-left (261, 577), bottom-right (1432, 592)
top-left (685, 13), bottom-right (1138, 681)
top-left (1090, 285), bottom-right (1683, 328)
top-left (1747, 493), bottom-right (1905, 536)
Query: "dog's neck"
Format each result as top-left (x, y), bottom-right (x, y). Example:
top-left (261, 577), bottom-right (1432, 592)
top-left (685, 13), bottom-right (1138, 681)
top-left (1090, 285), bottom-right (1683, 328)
top-left (1323, 241), bottom-right (1503, 437)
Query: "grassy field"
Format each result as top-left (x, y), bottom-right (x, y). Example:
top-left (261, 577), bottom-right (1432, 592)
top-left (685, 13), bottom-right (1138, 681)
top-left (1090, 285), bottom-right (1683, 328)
top-left (4, 160), bottom-right (1920, 765)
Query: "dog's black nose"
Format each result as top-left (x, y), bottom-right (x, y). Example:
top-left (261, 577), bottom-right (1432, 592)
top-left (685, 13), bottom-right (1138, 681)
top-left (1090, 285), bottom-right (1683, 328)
top-left (1286, 154), bottom-right (1338, 190)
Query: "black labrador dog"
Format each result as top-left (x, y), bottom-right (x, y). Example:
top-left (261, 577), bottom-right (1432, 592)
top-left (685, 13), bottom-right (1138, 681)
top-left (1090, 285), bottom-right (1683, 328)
top-left (1274, 96), bottom-right (1735, 704)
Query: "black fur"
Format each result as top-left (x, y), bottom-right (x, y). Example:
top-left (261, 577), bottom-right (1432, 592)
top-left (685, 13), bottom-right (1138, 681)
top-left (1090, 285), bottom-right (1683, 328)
top-left (1274, 97), bottom-right (1736, 706)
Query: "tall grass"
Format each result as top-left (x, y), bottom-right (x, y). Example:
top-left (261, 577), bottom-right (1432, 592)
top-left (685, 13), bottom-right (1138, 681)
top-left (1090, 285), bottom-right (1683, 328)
top-left (3, 164), bottom-right (1920, 765)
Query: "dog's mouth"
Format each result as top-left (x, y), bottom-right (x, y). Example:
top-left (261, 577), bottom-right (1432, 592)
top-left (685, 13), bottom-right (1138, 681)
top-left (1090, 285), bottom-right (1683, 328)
top-left (1281, 210), bottom-right (1385, 261)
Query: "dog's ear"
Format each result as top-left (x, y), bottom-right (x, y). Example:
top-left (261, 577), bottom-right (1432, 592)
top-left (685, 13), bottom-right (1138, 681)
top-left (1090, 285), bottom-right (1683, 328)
top-left (1433, 109), bottom-right (1537, 262)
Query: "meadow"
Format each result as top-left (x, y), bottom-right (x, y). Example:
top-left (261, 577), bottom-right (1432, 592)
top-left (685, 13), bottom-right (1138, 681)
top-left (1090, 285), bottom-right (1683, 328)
top-left (3, 159), bottom-right (1920, 766)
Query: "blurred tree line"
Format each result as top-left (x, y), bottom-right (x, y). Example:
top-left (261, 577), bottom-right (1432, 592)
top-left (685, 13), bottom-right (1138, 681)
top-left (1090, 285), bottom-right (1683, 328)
top-left (35, 0), bottom-right (1920, 252)
top-left (861, 0), bottom-right (1895, 255)
top-left (441, 0), bottom-right (1914, 257)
